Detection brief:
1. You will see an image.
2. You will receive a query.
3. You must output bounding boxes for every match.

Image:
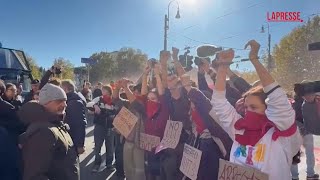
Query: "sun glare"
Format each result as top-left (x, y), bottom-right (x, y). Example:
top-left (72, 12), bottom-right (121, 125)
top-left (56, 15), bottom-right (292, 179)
top-left (183, 0), bottom-right (197, 6)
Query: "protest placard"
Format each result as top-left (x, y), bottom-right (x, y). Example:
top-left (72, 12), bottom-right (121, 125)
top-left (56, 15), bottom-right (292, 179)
top-left (155, 120), bottom-right (183, 153)
top-left (139, 133), bottom-right (160, 152)
top-left (218, 159), bottom-right (269, 180)
top-left (112, 107), bottom-right (138, 138)
top-left (179, 144), bottom-right (202, 180)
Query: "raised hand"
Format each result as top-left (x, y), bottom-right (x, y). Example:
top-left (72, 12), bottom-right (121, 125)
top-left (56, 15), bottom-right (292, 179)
top-left (144, 66), bottom-right (151, 75)
top-left (245, 40), bottom-right (260, 60)
top-left (200, 58), bottom-right (210, 73)
top-left (216, 49), bottom-right (235, 64)
top-left (172, 47), bottom-right (179, 60)
top-left (153, 63), bottom-right (161, 75)
top-left (160, 50), bottom-right (171, 64)
top-left (51, 64), bottom-right (63, 74)
top-left (119, 78), bottom-right (131, 88)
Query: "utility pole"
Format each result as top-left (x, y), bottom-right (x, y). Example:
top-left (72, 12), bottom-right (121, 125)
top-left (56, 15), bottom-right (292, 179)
top-left (164, 14), bottom-right (168, 51)
top-left (163, 0), bottom-right (180, 51)
top-left (261, 23), bottom-right (272, 72)
top-left (268, 31), bottom-right (272, 72)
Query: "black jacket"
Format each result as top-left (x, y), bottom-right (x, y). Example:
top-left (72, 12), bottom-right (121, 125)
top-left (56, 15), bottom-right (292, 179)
top-left (0, 97), bottom-right (25, 143)
top-left (0, 127), bottom-right (22, 180)
top-left (89, 97), bottom-right (117, 128)
top-left (2, 95), bottom-right (22, 111)
top-left (65, 92), bottom-right (87, 148)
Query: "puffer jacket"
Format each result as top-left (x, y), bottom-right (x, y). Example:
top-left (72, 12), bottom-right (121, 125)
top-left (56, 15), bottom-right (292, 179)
top-left (18, 101), bottom-right (80, 180)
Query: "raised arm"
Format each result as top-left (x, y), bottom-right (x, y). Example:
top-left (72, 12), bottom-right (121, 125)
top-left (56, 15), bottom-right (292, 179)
top-left (210, 49), bottom-right (243, 139)
top-left (39, 68), bottom-right (53, 90)
top-left (160, 50), bottom-right (170, 88)
top-left (112, 80), bottom-right (130, 110)
top-left (154, 63), bottom-right (164, 95)
top-left (120, 79), bottom-right (136, 104)
top-left (172, 47), bottom-right (186, 77)
top-left (141, 66), bottom-right (151, 96)
top-left (245, 40), bottom-right (274, 87)
top-left (245, 40), bottom-right (294, 130)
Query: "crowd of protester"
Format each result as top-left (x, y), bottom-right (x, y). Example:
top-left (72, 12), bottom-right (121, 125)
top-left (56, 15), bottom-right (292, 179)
top-left (0, 40), bottom-right (319, 180)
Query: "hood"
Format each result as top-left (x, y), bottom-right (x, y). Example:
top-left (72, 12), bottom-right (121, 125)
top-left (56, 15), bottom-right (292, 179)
top-left (67, 92), bottom-right (87, 105)
top-left (18, 101), bottom-right (51, 125)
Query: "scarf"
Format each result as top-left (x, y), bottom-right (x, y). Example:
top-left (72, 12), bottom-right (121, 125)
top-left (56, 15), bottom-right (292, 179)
top-left (146, 100), bottom-right (160, 120)
top-left (191, 109), bottom-right (206, 134)
top-left (102, 95), bottom-right (112, 105)
top-left (234, 111), bottom-right (274, 146)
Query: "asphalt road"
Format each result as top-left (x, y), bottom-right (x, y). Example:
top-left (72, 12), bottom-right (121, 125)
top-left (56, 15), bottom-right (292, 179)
top-left (79, 122), bottom-right (320, 180)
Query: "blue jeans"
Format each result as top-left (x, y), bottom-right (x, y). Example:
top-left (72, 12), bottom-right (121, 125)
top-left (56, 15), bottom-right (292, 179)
top-left (291, 134), bottom-right (315, 178)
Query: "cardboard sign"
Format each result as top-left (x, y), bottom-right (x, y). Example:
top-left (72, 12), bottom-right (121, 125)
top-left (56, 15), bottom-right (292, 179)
top-left (155, 120), bottom-right (183, 153)
top-left (139, 133), bottom-right (160, 152)
top-left (218, 159), bottom-right (269, 180)
top-left (179, 144), bottom-right (202, 180)
top-left (112, 107), bottom-right (138, 138)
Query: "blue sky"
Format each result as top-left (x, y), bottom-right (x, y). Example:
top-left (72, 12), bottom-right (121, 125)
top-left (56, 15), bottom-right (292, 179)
top-left (1, 0), bottom-right (319, 71)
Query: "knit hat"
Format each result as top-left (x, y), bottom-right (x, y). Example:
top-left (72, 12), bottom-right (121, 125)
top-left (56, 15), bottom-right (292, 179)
top-left (39, 83), bottom-right (67, 105)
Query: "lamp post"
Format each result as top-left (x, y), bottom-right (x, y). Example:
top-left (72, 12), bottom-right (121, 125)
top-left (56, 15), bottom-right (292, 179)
top-left (261, 23), bottom-right (272, 72)
top-left (164, 0), bottom-right (180, 51)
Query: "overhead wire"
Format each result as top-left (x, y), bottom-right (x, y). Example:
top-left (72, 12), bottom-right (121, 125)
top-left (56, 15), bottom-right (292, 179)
top-left (173, 12), bottom-right (320, 51)
top-left (181, 35), bottom-right (267, 51)
top-left (167, 0), bottom-right (266, 38)
top-left (166, 1), bottom-right (320, 55)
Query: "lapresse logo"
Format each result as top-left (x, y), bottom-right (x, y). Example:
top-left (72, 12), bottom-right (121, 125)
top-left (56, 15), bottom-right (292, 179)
top-left (267, 12), bottom-right (303, 22)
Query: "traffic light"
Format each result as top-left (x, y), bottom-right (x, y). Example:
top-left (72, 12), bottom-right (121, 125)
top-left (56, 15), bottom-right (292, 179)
top-left (179, 54), bottom-right (187, 67)
top-left (185, 55), bottom-right (193, 72)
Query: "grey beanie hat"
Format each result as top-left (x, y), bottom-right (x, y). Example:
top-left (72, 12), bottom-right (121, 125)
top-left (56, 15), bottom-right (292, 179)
top-left (39, 83), bottom-right (67, 105)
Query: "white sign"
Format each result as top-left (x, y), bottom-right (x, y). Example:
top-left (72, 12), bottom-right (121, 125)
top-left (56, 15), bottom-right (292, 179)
top-left (112, 107), bottom-right (138, 138)
top-left (180, 144), bottom-right (202, 180)
top-left (139, 133), bottom-right (160, 152)
top-left (155, 120), bottom-right (183, 153)
top-left (218, 159), bottom-right (269, 180)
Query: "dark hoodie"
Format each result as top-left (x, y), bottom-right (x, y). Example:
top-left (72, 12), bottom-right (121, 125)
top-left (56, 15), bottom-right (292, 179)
top-left (18, 101), bottom-right (80, 180)
top-left (65, 92), bottom-right (87, 148)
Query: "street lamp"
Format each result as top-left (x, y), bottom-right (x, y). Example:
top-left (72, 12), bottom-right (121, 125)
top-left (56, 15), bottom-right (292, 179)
top-left (164, 0), bottom-right (180, 51)
top-left (261, 23), bottom-right (272, 72)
